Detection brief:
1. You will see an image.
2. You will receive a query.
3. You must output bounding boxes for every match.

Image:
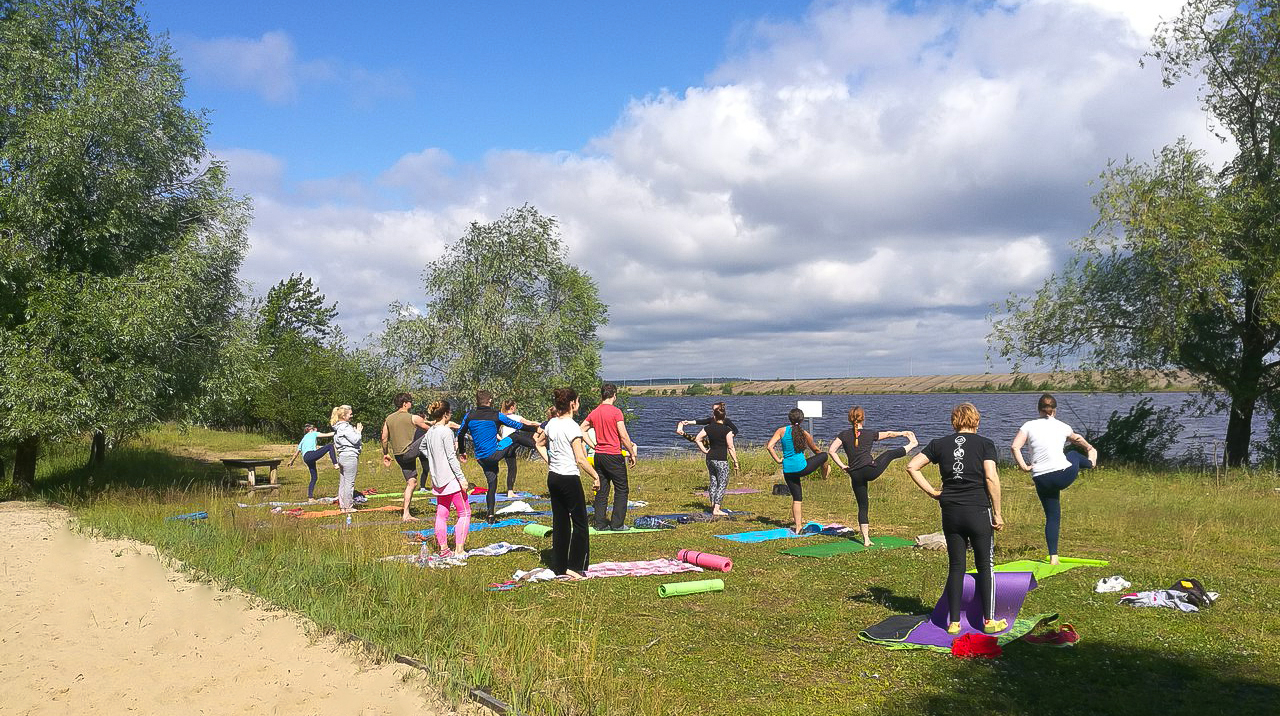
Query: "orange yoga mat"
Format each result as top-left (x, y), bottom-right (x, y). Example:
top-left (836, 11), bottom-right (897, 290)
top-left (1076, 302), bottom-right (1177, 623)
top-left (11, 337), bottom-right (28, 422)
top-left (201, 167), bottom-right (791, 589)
top-left (297, 504), bottom-right (402, 519)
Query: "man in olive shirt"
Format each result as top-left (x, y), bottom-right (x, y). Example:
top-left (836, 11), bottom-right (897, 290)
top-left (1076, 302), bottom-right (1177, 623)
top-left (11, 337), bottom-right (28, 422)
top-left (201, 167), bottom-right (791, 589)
top-left (381, 392), bottom-right (431, 522)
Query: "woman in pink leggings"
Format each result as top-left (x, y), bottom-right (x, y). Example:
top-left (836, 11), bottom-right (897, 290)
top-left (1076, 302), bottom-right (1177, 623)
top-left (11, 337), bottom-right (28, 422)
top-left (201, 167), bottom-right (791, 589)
top-left (423, 400), bottom-right (471, 558)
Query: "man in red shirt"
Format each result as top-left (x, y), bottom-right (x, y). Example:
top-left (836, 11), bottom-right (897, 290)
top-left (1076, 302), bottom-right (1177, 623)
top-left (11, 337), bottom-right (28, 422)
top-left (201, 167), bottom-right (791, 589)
top-left (581, 383), bottom-right (638, 531)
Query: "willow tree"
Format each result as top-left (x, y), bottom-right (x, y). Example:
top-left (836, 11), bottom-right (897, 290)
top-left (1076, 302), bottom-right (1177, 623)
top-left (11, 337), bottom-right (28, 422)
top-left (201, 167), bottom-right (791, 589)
top-left (993, 0), bottom-right (1280, 466)
top-left (0, 0), bottom-right (248, 487)
top-left (382, 205), bottom-right (606, 412)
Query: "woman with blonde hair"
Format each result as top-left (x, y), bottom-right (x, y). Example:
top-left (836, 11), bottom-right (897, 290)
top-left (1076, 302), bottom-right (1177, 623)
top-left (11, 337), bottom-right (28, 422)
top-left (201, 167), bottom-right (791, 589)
top-left (330, 405), bottom-right (363, 512)
top-left (827, 406), bottom-right (917, 546)
top-left (905, 403), bottom-right (1006, 635)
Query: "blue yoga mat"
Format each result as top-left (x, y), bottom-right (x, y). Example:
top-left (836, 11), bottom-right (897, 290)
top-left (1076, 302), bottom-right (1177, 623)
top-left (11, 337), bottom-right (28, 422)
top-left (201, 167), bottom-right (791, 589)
top-left (715, 521), bottom-right (824, 543)
top-left (404, 518), bottom-right (534, 537)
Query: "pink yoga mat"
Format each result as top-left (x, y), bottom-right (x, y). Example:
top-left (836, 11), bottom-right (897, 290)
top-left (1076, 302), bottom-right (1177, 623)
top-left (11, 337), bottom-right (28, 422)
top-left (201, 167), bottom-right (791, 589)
top-left (677, 549), bottom-right (733, 572)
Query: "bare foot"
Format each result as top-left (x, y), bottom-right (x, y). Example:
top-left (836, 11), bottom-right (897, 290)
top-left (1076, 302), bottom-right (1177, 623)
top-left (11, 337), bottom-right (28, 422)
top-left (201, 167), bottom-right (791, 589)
top-left (864, 539), bottom-right (875, 547)
top-left (340, 508), bottom-right (357, 514)
top-left (401, 515), bottom-right (420, 522)
top-left (711, 509), bottom-right (730, 516)
top-left (564, 570), bottom-right (587, 581)
top-left (903, 431), bottom-right (918, 452)
top-left (1088, 447), bottom-right (1098, 467)
top-left (1049, 555), bottom-right (1060, 566)
top-left (507, 491), bottom-right (516, 499)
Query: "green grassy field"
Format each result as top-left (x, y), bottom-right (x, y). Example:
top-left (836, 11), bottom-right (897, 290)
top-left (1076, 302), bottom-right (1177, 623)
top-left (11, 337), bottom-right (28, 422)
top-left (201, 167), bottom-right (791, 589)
top-left (26, 426), bottom-right (1280, 715)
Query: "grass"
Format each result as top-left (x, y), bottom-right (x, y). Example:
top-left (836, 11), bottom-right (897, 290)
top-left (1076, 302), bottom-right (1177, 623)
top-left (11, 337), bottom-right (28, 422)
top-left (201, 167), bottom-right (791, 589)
top-left (26, 426), bottom-right (1280, 715)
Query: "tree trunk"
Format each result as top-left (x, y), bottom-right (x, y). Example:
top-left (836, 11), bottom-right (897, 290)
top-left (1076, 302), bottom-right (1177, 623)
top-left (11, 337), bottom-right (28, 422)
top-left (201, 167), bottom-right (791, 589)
top-left (88, 428), bottom-right (107, 466)
top-left (13, 435), bottom-right (40, 491)
top-left (1224, 394), bottom-right (1256, 467)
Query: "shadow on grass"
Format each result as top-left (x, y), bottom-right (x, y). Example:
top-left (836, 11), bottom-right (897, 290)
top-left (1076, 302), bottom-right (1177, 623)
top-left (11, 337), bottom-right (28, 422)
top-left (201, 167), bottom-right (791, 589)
top-left (879, 640), bottom-right (1280, 714)
top-left (34, 442), bottom-right (229, 502)
top-left (848, 586), bottom-right (931, 614)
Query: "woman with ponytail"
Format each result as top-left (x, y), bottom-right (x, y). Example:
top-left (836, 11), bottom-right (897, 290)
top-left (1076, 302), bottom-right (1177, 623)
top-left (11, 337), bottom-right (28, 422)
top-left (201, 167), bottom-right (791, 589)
top-left (694, 403), bottom-right (739, 516)
top-left (766, 408), bottom-right (830, 533)
top-left (535, 388), bottom-right (600, 578)
top-left (423, 400), bottom-right (471, 558)
top-left (828, 406), bottom-right (918, 546)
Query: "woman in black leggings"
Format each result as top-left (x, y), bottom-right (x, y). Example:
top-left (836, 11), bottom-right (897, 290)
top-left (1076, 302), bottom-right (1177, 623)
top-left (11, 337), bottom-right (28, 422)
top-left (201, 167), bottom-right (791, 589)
top-left (766, 408), bottom-right (830, 534)
top-left (828, 406), bottom-right (917, 546)
top-left (906, 403), bottom-right (1006, 635)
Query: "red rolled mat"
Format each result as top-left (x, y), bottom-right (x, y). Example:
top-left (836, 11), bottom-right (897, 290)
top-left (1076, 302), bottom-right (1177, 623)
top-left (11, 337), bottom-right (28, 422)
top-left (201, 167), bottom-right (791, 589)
top-left (677, 549), bottom-right (733, 572)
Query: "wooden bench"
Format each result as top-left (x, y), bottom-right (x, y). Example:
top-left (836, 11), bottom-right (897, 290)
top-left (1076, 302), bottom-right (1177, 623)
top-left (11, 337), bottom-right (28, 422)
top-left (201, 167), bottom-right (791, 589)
top-left (221, 458), bottom-right (283, 489)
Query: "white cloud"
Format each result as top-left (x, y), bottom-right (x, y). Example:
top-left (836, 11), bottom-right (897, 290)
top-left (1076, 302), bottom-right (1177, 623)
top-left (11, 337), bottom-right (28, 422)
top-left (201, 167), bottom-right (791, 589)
top-left (228, 0), bottom-right (1231, 378)
top-left (175, 31), bottom-right (408, 105)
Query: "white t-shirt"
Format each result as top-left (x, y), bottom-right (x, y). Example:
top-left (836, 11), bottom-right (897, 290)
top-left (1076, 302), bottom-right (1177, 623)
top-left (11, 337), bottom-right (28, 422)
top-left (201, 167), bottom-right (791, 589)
top-left (498, 413), bottom-right (525, 440)
top-left (544, 416), bottom-right (583, 475)
top-left (1020, 416), bottom-right (1074, 476)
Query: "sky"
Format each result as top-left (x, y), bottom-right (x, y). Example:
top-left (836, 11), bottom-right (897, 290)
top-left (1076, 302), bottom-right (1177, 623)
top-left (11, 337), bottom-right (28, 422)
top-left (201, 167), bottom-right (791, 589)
top-left (142, 0), bottom-right (1230, 379)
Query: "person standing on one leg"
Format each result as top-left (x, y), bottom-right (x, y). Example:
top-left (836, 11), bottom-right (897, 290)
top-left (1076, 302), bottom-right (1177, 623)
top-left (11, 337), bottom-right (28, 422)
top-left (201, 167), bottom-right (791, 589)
top-left (423, 400), bottom-right (471, 559)
top-left (676, 402), bottom-right (739, 443)
top-left (581, 383), bottom-right (638, 531)
top-left (766, 408), bottom-right (830, 534)
top-left (288, 423), bottom-right (337, 500)
top-left (456, 390), bottom-right (540, 522)
top-left (694, 403), bottom-right (739, 516)
top-left (827, 407), bottom-right (917, 546)
top-left (536, 388), bottom-right (599, 579)
top-left (498, 399), bottom-right (539, 498)
top-left (330, 405), bottom-right (363, 512)
top-left (906, 403), bottom-right (1006, 635)
top-left (1010, 393), bottom-right (1098, 565)
top-left (381, 392), bottom-right (432, 522)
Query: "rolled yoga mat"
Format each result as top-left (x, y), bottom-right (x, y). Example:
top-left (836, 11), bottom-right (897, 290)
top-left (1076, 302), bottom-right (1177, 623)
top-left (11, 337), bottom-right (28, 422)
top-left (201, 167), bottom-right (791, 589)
top-left (897, 571), bottom-right (1037, 648)
top-left (658, 578), bottom-right (725, 598)
top-left (677, 549), bottom-right (733, 572)
top-left (523, 523), bottom-right (553, 538)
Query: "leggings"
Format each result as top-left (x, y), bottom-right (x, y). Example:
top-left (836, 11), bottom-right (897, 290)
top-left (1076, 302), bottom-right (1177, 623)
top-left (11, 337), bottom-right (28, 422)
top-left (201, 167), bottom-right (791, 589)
top-left (478, 445), bottom-right (519, 515)
top-left (942, 505), bottom-right (995, 624)
top-left (434, 490), bottom-right (472, 551)
top-left (503, 431), bottom-right (537, 491)
top-left (782, 453), bottom-right (828, 501)
top-left (547, 471), bottom-right (590, 575)
top-left (302, 444), bottom-right (337, 498)
top-left (706, 458), bottom-right (730, 506)
top-left (846, 447), bottom-right (907, 524)
top-left (1033, 451), bottom-right (1093, 555)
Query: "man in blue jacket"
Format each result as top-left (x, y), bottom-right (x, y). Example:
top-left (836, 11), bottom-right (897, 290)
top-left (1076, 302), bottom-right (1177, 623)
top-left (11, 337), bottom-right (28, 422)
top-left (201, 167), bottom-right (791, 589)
top-left (457, 390), bottom-right (539, 521)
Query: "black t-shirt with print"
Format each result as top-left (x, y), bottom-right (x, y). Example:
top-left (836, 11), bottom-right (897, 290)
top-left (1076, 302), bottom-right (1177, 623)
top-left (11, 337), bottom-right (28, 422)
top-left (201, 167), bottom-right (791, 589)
top-left (920, 432), bottom-right (996, 508)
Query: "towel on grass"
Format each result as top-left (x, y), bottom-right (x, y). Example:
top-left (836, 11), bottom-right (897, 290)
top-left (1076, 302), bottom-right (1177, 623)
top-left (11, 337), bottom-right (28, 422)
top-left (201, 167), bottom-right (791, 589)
top-left (381, 541), bottom-right (536, 568)
top-left (508, 559), bottom-right (703, 583)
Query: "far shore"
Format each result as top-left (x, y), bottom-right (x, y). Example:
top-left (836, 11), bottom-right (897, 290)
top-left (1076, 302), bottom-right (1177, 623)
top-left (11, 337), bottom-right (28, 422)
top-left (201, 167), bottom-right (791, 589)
top-left (621, 370), bottom-right (1197, 396)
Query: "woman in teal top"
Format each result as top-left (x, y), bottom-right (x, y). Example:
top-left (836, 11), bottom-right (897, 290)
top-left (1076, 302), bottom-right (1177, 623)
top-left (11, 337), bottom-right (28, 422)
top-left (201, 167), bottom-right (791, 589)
top-left (287, 423), bottom-right (337, 499)
top-left (766, 408), bottom-right (830, 533)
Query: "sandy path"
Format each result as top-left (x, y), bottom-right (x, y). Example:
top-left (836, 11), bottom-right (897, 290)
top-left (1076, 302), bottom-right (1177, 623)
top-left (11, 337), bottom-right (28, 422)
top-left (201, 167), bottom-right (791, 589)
top-left (0, 502), bottom-right (475, 716)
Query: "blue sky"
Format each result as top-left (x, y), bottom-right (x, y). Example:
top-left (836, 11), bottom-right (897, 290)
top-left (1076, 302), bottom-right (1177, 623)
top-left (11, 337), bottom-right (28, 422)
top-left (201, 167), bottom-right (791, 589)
top-left (140, 0), bottom-right (1223, 379)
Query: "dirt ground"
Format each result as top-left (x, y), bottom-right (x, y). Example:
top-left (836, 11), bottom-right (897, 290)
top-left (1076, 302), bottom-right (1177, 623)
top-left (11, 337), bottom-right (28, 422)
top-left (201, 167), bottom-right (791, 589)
top-left (0, 502), bottom-right (479, 716)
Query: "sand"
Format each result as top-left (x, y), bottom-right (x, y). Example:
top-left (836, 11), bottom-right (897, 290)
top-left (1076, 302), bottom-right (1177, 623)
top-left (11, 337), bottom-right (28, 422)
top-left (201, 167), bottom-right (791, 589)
top-left (0, 502), bottom-right (477, 716)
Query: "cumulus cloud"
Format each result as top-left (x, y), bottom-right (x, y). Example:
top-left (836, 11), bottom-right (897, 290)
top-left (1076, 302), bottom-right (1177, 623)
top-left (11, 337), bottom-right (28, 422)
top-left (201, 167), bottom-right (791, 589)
top-left (227, 0), bottom-right (1230, 378)
top-left (176, 30), bottom-right (408, 105)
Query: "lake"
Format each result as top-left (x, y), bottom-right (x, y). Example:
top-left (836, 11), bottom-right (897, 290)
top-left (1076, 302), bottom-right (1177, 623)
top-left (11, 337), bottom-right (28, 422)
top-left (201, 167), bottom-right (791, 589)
top-left (624, 393), bottom-right (1253, 462)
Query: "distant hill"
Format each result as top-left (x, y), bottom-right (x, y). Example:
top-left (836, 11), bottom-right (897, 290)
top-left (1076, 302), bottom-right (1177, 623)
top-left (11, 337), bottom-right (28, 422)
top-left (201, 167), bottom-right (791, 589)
top-left (620, 371), bottom-right (1196, 395)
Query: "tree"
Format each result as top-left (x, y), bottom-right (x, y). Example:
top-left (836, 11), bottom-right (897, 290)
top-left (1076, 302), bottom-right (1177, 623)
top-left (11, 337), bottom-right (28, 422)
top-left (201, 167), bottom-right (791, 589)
top-left (257, 273), bottom-right (339, 347)
top-left (382, 205), bottom-right (607, 413)
top-left (0, 0), bottom-right (248, 487)
top-left (992, 0), bottom-right (1280, 466)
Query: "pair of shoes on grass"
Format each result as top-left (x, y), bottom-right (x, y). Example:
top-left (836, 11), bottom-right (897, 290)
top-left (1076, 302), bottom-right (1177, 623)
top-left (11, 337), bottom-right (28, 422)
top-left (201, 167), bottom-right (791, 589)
top-left (1024, 623), bottom-right (1080, 646)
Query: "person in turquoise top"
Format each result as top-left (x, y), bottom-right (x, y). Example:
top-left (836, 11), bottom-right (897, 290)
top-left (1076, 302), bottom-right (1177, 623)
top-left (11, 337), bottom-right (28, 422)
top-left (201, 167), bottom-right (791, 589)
top-left (766, 408), bottom-right (830, 533)
top-left (288, 423), bottom-right (337, 499)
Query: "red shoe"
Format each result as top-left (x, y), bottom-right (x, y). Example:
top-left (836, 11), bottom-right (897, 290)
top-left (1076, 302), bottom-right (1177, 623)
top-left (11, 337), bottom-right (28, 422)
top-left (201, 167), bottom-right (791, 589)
top-left (1025, 623), bottom-right (1079, 647)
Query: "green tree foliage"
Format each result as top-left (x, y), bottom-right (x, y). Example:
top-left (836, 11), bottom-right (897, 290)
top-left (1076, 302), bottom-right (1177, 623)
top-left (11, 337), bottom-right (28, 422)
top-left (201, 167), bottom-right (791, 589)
top-left (684, 383), bottom-right (709, 396)
top-left (0, 0), bottom-right (248, 487)
top-left (257, 273), bottom-right (338, 346)
top-left (992, 0), bottom-right (1280, 465)
top-left (382, 205), bottom-right (607, 413)
top-left (720, 382), bottom-right (735, 395)
top-left (1088, 398), bottom-right (1183, 466)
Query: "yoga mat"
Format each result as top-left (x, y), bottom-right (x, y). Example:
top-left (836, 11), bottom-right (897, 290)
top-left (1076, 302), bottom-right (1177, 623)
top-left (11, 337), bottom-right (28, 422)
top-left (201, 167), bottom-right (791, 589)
top-left (299, 504), bottom-right (401, 519)
top-left (166, 511), bottom-right (208, 521)
top-left (403, 518), bottom-right (532, 537)
top-left (715, 522), bottom-right (824, 543)
top-left (588, 525), bottom-right (665, 535)
top-left (897, 571), bottom-right (1037, 647)
top-left (658, 578), bottom-right (725, 598)
top-left (860, 613), bottom-right (1057, 652)
top-left (694, 488), bottom-right (760, 496)
top-left (524, 524), bottom-right (552, 538)
top-left (677, 549), bottom-right (733, 572)
top-left (973, 557), bottom-right (1110, 581)
top-left (780, 535), bottom-right (916, 558)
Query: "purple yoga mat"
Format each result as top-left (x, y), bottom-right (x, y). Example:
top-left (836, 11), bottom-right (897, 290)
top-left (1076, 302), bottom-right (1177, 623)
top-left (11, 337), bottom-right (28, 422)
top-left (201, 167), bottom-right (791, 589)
top-left (902, 571), bottom-right (1037, 648)
top-left (694, 488), bottom-right (761, 496)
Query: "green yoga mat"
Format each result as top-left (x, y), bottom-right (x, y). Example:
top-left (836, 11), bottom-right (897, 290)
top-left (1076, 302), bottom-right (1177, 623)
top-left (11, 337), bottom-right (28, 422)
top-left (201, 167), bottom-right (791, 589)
top-left (971, 556), bottom-right (1110, 581)
top-left (780, 535), bottom-right (916, 558)
top-left (523, 524), bottom-right (552, 537)
top-left (658, 578), bottom-right (725, 598)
